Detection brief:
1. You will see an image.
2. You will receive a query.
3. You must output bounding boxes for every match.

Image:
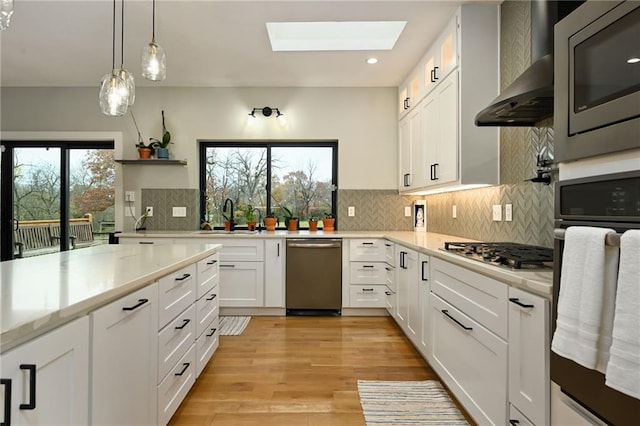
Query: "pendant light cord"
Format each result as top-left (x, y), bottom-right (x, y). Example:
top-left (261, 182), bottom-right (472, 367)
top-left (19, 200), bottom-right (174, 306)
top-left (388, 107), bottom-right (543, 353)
top-left (152, 0), bottom-right (156, 43)
top-left (120, 0), bottom-right (125, 66)
top-left (111, 0), bottom-right (116, 69)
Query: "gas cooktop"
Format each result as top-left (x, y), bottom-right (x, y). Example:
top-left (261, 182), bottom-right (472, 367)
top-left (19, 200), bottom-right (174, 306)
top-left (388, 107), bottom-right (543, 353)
top-left (443, 242), bottom-right (553, 270)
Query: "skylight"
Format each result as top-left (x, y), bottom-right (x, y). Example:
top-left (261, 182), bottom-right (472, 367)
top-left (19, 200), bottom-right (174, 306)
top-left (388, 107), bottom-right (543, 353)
top-left (266, 21), bottom-right (407, 52)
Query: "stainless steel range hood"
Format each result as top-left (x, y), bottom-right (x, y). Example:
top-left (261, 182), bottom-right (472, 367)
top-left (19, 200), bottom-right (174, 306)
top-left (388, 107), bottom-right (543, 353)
top-left (475, 1), bottom-right (584, 127)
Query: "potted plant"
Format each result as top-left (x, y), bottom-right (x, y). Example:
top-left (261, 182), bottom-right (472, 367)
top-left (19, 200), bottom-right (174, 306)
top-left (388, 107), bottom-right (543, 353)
top-left (244, 204), bottom-right (257, 231)
top-left (308, 217), bottom-right (318, 231)
top-left (321, 213), bottom-right (335, 231)
top-left (150, 110), bottom-right (172, 159)
top-left (131, 110), bottom-right (154, 159)
top-left (264, 214), bottom-right (277, 231)
top-left (282, 207), bottom-right (298, 231)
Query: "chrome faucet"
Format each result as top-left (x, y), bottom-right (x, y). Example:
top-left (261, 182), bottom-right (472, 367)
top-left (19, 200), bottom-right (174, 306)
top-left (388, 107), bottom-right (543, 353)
top-left (223, 198), bottom-right (235, 231)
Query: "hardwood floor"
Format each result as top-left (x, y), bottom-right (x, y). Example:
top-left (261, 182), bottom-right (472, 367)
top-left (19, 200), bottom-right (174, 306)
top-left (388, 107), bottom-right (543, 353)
top-left (168, 316), bottom-right (475, 426)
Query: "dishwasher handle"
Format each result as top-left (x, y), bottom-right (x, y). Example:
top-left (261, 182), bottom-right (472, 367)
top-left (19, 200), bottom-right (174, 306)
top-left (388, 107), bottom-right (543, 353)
top-left (287, 241), bottom-right (341, 249)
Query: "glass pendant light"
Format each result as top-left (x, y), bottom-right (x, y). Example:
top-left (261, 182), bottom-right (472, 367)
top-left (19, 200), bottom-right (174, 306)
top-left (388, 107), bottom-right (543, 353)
top-left (141, 0), bottom-right (166, 81)
top-left (0, 0), bottom-right (14, 31)
top-left (118, 0), bottom-right (135, 106)
top-left (99, 0), bottom-right (128, 117)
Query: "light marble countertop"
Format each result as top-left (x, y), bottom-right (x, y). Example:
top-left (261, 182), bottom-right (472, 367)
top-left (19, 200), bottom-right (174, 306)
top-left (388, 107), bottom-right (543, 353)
top-left (0, 243), bottom-right (220, 354)
top-left (120, 230), bottom-right (554, 298)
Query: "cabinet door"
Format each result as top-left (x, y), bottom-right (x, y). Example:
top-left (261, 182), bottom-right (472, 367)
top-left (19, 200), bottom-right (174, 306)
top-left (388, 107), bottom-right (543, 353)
top-left (405, 249), bottom-right (420, 345)
top-left (436, 13), bottom-right (458, 82)
top-left (395, 248), bottom-right (408, 327)
top-left (0, 317), bottom-right (89, 426)
top-left (418, 254), bottom-right (431, 358)
top-left (219, 261), bottom-right (264, 307)
top-left (399, 114), bottom-right (412, 190)
top-left (217, 239), bottom-right (264, 262)
top-left (264, 239), bottom-right (285, 307)
top-left (91, 283), bottom-right (159, 426)
top-left (433, 70), bottom-right (459, 185)
top-left (420, 92), bottom-right (438, 187)
top-left (509, 287), bottom-right (550, 426)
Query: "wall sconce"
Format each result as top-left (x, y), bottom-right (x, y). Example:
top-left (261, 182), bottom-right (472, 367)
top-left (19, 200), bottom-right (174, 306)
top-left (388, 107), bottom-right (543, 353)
top-left (249, 107), bottom-right (283, 118)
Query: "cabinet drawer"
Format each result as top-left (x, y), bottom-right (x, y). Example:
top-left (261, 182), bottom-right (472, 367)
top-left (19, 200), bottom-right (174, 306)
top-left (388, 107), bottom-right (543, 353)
top-left (384, 241), bottom-right (395, 266)
top-left (429, 293), bottom-right (507, 426)
top-left (430, 257), bottom-right (508, 339)
top-left (350, 262), bottom-right (386, 284)
top-left (219, 261), bottom-right (264, 307)
top-left (349, 239), bottom-right (386, 262)
top-left (217, 239), bottom-right (264, 261)
top-left (349, 285), bottom-right (386, 308)
top-left (158, 264), bottom-right (197, 329)
top-left (385, 265), bottom-right (396, 291)
top-left (157, 343), bottom-right (196, 426)
top-left (195, 316), bottom-right (219, 377)
top-left (195, 284), bottom-right (219, 338)
top-left (158, 304), bottom-right (196, 382)
top-left (385, 285), bottom-right (396, 316)
top-left (196, 252), bottom-right (220, 299)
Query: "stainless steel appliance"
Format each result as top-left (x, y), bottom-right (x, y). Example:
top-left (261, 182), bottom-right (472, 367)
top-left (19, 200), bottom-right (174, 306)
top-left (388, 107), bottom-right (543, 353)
top-left (285, 239), bottom-right (342, 316)
top-left (555, 1), bottom-right (640, 162)
top-left (443, 242), bottom-right (553, 270)
top-left (552, 170), bottom-right (640, 425)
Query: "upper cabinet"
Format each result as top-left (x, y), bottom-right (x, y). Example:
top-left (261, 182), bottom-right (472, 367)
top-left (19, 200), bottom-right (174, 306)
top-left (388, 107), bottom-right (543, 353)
top-left (398, 4), bottom-right (500, 193)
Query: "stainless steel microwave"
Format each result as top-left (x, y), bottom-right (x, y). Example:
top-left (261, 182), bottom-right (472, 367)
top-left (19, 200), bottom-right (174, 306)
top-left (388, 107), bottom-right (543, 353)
top-left (555, 0), bottom-right (640, 162)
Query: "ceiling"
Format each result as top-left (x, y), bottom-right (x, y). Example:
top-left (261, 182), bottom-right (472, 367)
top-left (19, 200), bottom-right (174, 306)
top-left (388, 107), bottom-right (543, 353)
top-left (0, 0), bottom-right (485, 88)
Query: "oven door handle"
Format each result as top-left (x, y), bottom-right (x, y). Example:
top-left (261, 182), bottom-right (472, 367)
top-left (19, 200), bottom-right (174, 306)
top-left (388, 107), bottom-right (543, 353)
top-left (554, 228), bottom-right (622, 247)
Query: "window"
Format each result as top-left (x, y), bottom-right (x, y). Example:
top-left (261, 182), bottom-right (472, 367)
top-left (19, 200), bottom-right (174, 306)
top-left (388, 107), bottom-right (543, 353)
top-left (199, 141), bottom-right (337, 229)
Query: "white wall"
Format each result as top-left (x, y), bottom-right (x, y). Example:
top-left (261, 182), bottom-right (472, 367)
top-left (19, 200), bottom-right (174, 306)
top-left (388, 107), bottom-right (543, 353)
top-left (1, 86), bottom-right (398, 191)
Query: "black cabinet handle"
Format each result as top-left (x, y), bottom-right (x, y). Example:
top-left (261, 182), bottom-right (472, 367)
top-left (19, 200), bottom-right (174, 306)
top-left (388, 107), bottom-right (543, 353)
top-left (206, 328), bottom-right (217, 337)
top-left (175, 273), bottom-right (191, 281)
top-left (1, 378), bottom-right (11, 426)
top-left (441, 309), bottom-right (472, 331)
top-left (433, 66), bottom-right (439, 80)
top-left (174, 363), bottom-right (190, 376)
top-left (430, 163), bottom-right (440, 181)
top-left (385, 243), bottom-right (392, 247)
top-left (206, 294), bottom-right (217, 301)
top-left (509, 298), bottom-right (534, 308)
top-left (220, 264), bottom-right (235, 268)
top-left (277, 243), bottom-right (280, 257)
top-left (385, 291), bottom-right (392, 296)
top-left (18, 365), bottom-right (36, 410)
top-left (361, 242), bottom-right (374, 245)
top-left (362, 265), bottom-right (375, 269)
top-left (122, 298), bottom-right (148, 311)
top-left (403, 173), bottom-right (411, 187)
top-left (174, 319), bottom-right (190, 330)
top-left (430, 164), bottom-right (435, 180)
top-left (206, 259), bottom-right (217, 265)
top-left (509, 420), bottom-right (520, 425)
top-left (385, 267), bottom-right (393, 271)
top-left (362, 288), bottom-right (374, 292)
top-left (430, 68), bottom-right (436, 83)
top-left (400, 251), bottom-right (408, 269)
top-left (421, 260), bottom-right (429, 281)
top-left (139, 241), bottom-right (154, 244)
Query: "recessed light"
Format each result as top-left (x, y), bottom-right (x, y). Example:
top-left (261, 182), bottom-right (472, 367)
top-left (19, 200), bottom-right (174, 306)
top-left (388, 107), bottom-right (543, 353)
top-left (627, 57), bottom-right (640, 64)
top-left (366, 57), bottom-right (379, 65)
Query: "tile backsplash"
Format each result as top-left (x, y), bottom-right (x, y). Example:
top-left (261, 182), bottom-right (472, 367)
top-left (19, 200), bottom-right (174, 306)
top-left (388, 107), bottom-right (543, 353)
top-left (141, 188), bottom-right (199, 231)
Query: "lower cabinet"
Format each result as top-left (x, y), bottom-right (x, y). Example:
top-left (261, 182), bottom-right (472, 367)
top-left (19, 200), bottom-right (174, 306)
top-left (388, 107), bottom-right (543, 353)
top-left (396, 246), bottom-right (419, 344)
top-left (264, 239), bottom-right (285, 307)
top-left (219, 261), bottom-right (264, 306)
top-left (158, 344), bottom-right (197, 426)
top-left (0, 317), bottom-right (90, 426)
top-left (91, 283), bottom-right (159, 425)
top-left (417, 253), bottom-right (430, 358)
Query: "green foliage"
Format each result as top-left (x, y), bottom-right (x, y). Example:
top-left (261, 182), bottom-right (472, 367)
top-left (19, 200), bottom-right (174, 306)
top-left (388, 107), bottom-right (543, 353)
top-left (150, 110), bottom-right (172, 149)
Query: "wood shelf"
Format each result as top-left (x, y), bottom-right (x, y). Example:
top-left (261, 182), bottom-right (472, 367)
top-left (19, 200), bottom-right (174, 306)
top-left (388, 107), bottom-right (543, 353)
top-left (114, 159), bottom-right (188, 165)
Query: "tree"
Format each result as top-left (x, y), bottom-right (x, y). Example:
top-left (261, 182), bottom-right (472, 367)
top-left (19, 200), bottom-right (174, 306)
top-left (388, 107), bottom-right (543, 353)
top-left (70, 149), bottom-right (115, 217)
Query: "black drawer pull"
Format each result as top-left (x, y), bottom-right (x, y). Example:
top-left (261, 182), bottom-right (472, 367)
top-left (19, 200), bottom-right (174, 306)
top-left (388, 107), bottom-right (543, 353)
top-left (1, 378), bottom-right (12, 425)
top-left (175, 363), bottom-right (190, 376)
top-left (206, 294), bottom-right (217, 301)
top-left (385, 291), bottom-right (393, 296)
top-left (509, 421), bottom-right (520, 425)
top-left (385, 243), bottom-right (392, 247)
top-left (362, 265), bottom-right (375, 269)
top-left (385, 267), bottom-right (393, 271)
top-left (361, 242), bottom-right (374, 245)
top-left (206, 328), bottom-right (217, 337)
top-left (441, 309), bottom-right (472, 331)
top-left (206, 260), bottom-right (217, 265)
top-left (421, 260), bottom-right (429, 281)
top-left (220, 264), bottom-right (235, 268)
top-left (362, 288), bottom-right (374, 292)
top-left (174, 319), bottom-right (190, 330)
top-left (18, 365), bottom-right (36, 410)
top-left (175, 273), bottom-right (191, 281)
top-left (122, 298), bottom-right (148, 311)
top-left (509, 298), bottom-right (534, 308)
top-left (139, 241), bottom-right (154, 244)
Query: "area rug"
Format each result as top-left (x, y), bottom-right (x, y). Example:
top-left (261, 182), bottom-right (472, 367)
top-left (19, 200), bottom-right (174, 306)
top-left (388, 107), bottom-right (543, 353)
top-left (218, 316), bottom-right (251, 336)
top-left (357, 380), bottom-right (469, 425)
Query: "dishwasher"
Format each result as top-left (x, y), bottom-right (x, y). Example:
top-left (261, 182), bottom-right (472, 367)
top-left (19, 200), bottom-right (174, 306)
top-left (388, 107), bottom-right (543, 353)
top-left (286, 239), bottom-right (342, 316)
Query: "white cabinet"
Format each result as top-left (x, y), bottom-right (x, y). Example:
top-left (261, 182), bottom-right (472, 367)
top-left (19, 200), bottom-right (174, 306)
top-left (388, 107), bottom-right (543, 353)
top-left (158, 343), bottom-right (196, 426)
top-left (417, 253), bottom-right (431, 358)
top-left (396, 246), bottom-right (419, 344)
top-left (91, 283), bottom-right (159, 426)
top-left (399, 105), bottom-right (422, 190)
top-left (398, 64), bottom-right (422, 119)
top-left (265, 239), bottom-right (285, 307)
top-left (509, 287), bottom-right (550, 426)
top-left (158, 263), bottom-right (197, 328)
top-left (194, 252), bottom-right (220, 377)
top-left (0, 317), bottom-right (89, 426)
top-left (422, 13), bottom-right (458, 96)
top-left (345, 239), bottom-right (389, 308)
top-left (383, 241), bottom-right (397, 317)
top-left (218, 239), bottom-right (265, 307)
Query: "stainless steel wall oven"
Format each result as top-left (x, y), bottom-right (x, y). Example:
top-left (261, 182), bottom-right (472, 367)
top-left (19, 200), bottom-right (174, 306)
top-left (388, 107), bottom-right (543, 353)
top-left (552, 170), bottom-right (640, 425)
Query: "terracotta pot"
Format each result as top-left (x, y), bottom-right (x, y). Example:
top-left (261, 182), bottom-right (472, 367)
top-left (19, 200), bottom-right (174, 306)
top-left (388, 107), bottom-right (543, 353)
top-left (287, 218), bottom-right (299, 231)
top-left (308, 220), bottom-right (318, 231)
top-left (224, 220), bottom-right (231, 231)
top-left (247, 221), bottom-right (257, 231)
top-left (138, 147), bottom-right (152, 159)
top-left (264, 217), bottom-right (277, 231)
top-left (321, 217), bottom-right (335, 232)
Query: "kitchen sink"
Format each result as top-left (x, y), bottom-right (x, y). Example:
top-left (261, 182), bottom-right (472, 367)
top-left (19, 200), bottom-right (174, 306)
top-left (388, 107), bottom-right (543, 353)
top-left (192, 230), bottom-right (259, 235)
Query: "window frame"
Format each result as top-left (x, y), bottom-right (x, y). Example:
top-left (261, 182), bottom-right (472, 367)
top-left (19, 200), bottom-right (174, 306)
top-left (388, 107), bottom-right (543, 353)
top-left (198, 140), bottom-right (338, 230)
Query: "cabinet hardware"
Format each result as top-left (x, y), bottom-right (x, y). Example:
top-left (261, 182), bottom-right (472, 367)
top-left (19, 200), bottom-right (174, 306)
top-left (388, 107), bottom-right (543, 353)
top-left (362, 288), bottom-right (374, 292)
top-left (430, 163), bottom-right (440, 181)
top-left (18, 365), bottom-right (36, 410)
top-left (509, 421), bottom-right (520, 425)
top-left (138, 241), bottom-right (154, 244)
top-left (277, 243), bottom-right (280, 257)
top-left (441, 309), bottom-right (472, 331)
top-left (175, 273), bottom-right (191, 281)
top-left (361, 242), bottom-right (374, 245)
top-left (400, 251), bottom-right (408, 269)
top-left (174, 319), bottom-right (190, 330)
top-left (385, 243), bottom-right (391, 247)
top-left (1, 378), bottom-right (11, 426)
top-left (122, 298), bottom-right (148, 311)
top-left (430, 68), bottom-right (436, 83)
top-left (421, 261), bottom-right (429, 281)
top-left (362, 265), bottom-right (375, 269)
top-left (206, 259), bottom-right (217, 265)
top-left (509, 298), bottom-right (534, 308)
top-left (385, 267), bottom-right (393, 271)
top-left (403, 173), bottom-right (411, 187)
top-left (206, 328), bottom-right (217, 337)
top-left (385, 291), bottom-right (392, 296)
top-left (433, 66), bottom-right (439, 81)
top-left (206, 294), bottom-right (217, 301)
top-left (220, 264), bottom-right (235, 268)
top-left (174, 363), bottom-right (190, 376)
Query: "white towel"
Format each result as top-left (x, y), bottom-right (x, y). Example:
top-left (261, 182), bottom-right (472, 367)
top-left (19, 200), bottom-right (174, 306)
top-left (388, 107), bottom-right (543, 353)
top-left (605, 230), bottom-right (640, 399)
top-left (551, 226), bottom-right (619, 371)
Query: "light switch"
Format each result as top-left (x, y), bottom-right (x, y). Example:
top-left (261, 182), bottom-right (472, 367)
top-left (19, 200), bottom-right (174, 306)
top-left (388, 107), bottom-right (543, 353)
top-left (348, 206), bottom-right (355, 217)
top-left (404, 206), bottom-right (412, 217)
top-left (505, 204), bottom-right (513, 222)
top-left (492, 204), bottom-right (502, 221)
top-left (173, 206), bottom-right (187, 217)
top-left (125, 191), bottom-right (135, 202)
top-left (452, 205), bottom-right (457, 219)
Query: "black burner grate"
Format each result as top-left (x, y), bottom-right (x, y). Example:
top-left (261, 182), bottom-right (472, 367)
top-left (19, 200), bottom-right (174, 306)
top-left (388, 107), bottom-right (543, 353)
top-left (444, 242), bottom-right (553, 269)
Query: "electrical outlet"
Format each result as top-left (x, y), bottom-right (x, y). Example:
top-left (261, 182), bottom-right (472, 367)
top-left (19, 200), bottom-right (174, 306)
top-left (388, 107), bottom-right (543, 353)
top-left (505, 204), bottom-right (513, 222)
top-left (146, 206), bottom-right (153, 217)
top-left (452, 205), bottom-right (457, 219)
top-left (492, 204), bottom-right (502, 221)
top-left (348, 206), bottom-right (355, 217)
top-left (404, 206), bottom-right (412, 217)
top-left (125, 191), bottom-right (135, 202)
